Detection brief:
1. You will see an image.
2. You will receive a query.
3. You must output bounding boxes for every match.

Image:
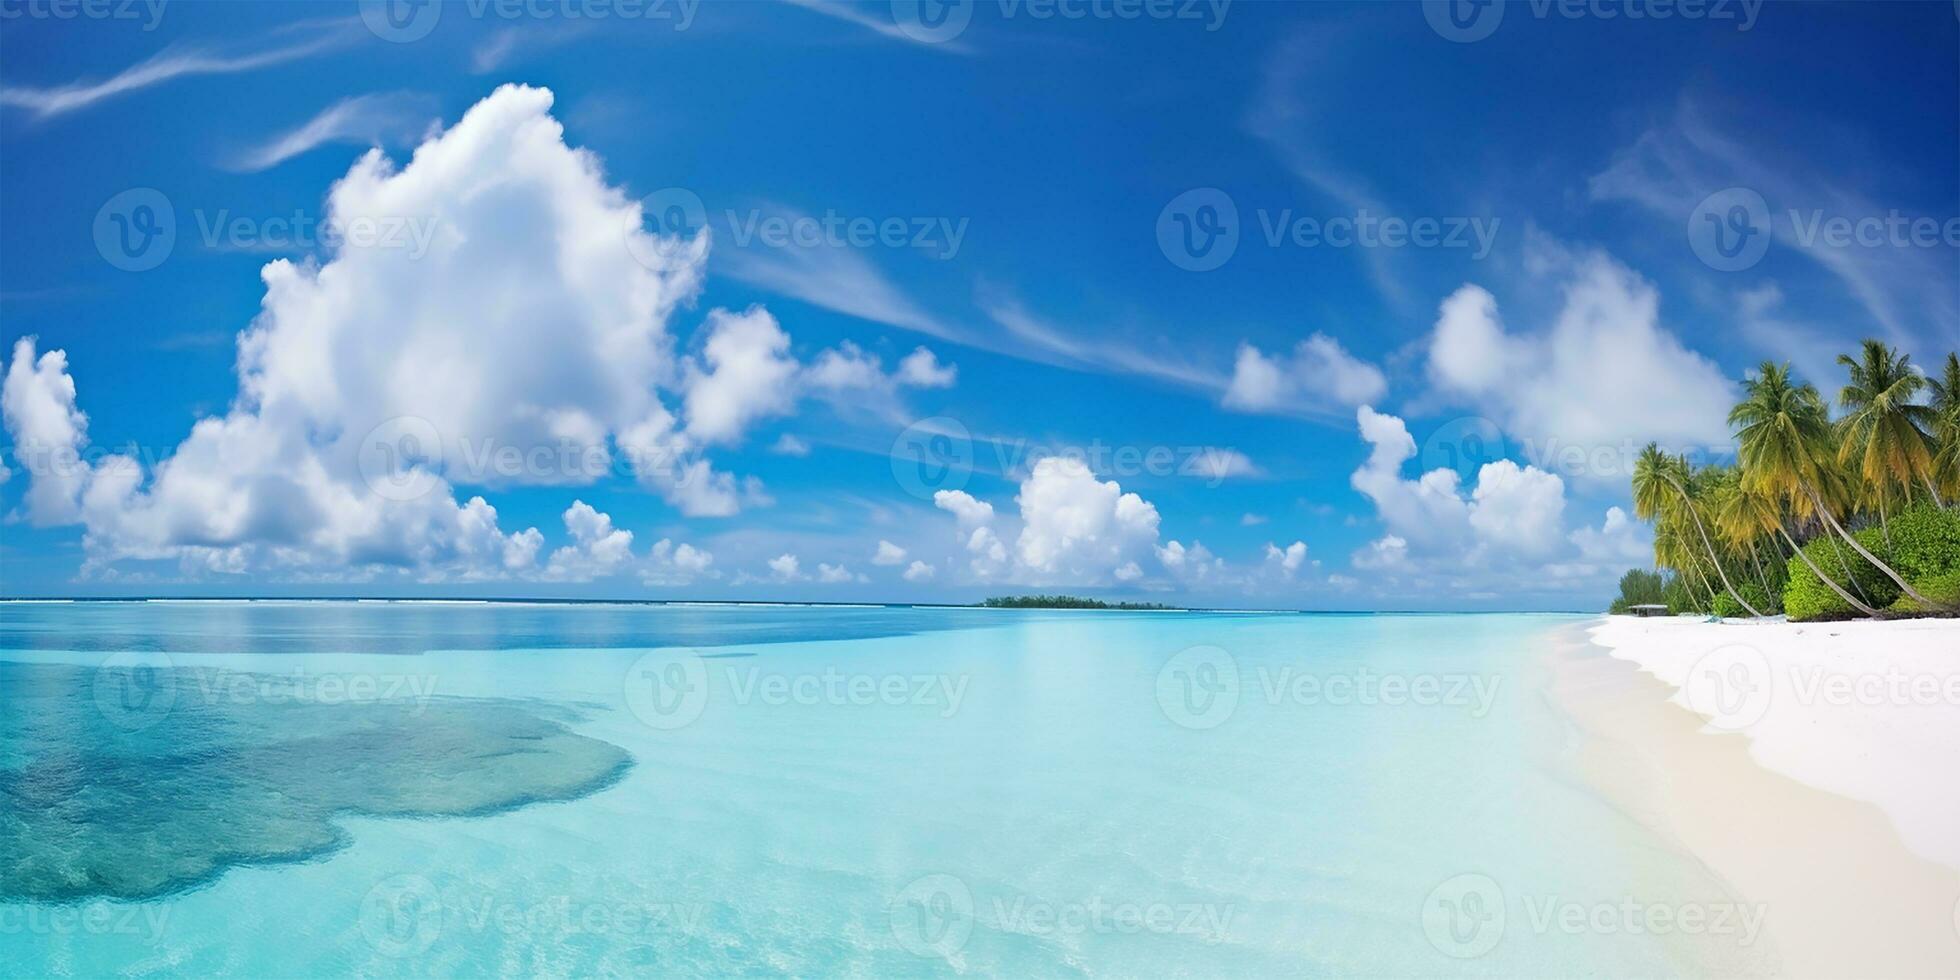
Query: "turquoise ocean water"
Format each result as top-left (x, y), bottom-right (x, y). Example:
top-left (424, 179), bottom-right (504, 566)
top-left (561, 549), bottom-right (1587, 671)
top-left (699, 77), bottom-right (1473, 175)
top-left (0, 602), bottom-right (1774, 977)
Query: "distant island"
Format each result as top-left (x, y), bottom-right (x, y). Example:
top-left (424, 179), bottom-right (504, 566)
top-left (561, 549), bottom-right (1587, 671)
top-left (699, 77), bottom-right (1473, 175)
top-left (979, 595), bottom-right (1178, 610)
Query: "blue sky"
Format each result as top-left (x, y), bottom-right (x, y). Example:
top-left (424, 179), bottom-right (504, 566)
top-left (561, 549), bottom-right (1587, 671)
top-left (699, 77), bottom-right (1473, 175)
top-left (0, 0), bottom-right (1954, 607)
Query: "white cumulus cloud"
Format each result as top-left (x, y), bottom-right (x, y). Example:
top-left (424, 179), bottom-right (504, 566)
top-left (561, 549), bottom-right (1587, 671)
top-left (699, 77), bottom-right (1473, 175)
top-left (0, 85), bottom-right (768, 578)
top-left (1424, 254), bottom-right (1735, 470)
top-left (1223, 334), bottom-right (1387, 415)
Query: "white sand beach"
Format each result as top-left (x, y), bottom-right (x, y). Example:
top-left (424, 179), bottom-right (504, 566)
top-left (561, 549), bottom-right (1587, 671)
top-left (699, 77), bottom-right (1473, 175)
top-left (1559, 616), bottom-right (1960, 977)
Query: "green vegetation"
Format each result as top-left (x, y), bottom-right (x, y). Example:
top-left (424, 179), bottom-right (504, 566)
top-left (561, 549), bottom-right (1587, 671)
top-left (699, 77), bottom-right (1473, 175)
top-left (1607, 569), bottom-right (1665, 614)
top-left (1617, 341), bottom-right (1960, 621)
top-left (1782, 531), bottom-right (1899, 621)
top-left (980, 595), bottom-right (1176, 610)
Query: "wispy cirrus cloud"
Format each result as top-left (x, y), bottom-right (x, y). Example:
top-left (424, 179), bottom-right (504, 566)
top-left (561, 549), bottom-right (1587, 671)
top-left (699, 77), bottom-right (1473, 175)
top-left (777, 0), bottom-right (973, 52)
top-left (1588, 98), bottom-right (1958, 358)
top-left (0, 20), bottom-right (359, 121)
top-left (1244, 27), bottom-right (1409, 309)
top-left (713, 206), bottom-right (966, 341)
top-left (228, 92), bottom-right (438, 172)
top-left (978, 294), bottom-right (1228, 392)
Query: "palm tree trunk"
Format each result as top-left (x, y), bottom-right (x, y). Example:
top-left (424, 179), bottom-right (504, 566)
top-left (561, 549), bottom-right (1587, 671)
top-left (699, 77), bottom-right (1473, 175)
top-left (1688, 562), bottom-right (1718, 613)
top-left (1775, 524), bottom-right (1879, 616)
top-left (1801, 479), bottom-right (1941, 609)
top-left (1664, 475), bottom-right (1766, 617)
top-left (1748, 540), bottom-right (1774, 598)
top-left (1922, 475), bottom-right (1944, 509)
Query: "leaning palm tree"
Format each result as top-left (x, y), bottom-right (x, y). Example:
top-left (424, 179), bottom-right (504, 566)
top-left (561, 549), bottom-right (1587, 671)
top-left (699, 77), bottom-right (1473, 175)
top-left (1835, 339), bottom-right (1939, 511)
top-left (1652, 521), bottom-right (1715, 611)
top-left (1714, 462), bottom-right (1876, 616)
top-left (1929, 352), bottom-right (1960, 501)
top-left (1707, 469), bottom-right (1779, 598)
top-left (1731, 361), bottom-right (1940, 611)
top-left (1631, 443), bottom-right (1764, 616)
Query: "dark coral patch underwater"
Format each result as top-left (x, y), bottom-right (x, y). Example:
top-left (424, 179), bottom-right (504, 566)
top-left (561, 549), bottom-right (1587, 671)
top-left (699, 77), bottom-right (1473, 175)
top-left (0, 660), bottom-right (631, 903)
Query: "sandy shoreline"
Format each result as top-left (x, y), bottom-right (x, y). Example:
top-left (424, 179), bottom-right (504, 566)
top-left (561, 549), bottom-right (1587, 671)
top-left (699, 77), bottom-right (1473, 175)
top-left (1552, 616), bottom-right (1960, 977)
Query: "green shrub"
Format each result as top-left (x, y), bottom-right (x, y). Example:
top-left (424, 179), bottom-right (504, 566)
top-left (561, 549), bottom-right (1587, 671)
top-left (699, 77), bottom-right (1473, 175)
top-left (1883, 505), bottom-right (1960, 583)
top-left (1891, 568), bottom-right (1960, 614)
top-left (1783, 528), bottom-right (1900, 621)
top-left (1607, 568), bottom-right (1665, 614)
top-left (1663, 573), bottom-right (1705, 615)
top-left (1711, 580), bottom-right (1779, 618)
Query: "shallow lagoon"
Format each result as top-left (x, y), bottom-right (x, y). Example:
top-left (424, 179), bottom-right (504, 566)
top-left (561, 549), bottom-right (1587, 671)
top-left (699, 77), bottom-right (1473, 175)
top-left (0, 603), bottom-right (1774, 976)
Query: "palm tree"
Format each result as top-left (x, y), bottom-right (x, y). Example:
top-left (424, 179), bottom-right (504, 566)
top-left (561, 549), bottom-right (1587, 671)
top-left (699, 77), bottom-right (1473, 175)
top-left (1631, 443), bottom-right (1765, 617)
top-left (1714, 464), bottom-right (1876, 616)
top-left (1731, 361), bottom-right (1939, 611)
top-left (1929, 352), bottom-right (1960, 501)
top-left (1708, 469), bottom-right (1778, 597)
top-left (1652, 522), bottom-right (1714, 611)
top-left (1835, 339), bottom-right (1938, 512)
